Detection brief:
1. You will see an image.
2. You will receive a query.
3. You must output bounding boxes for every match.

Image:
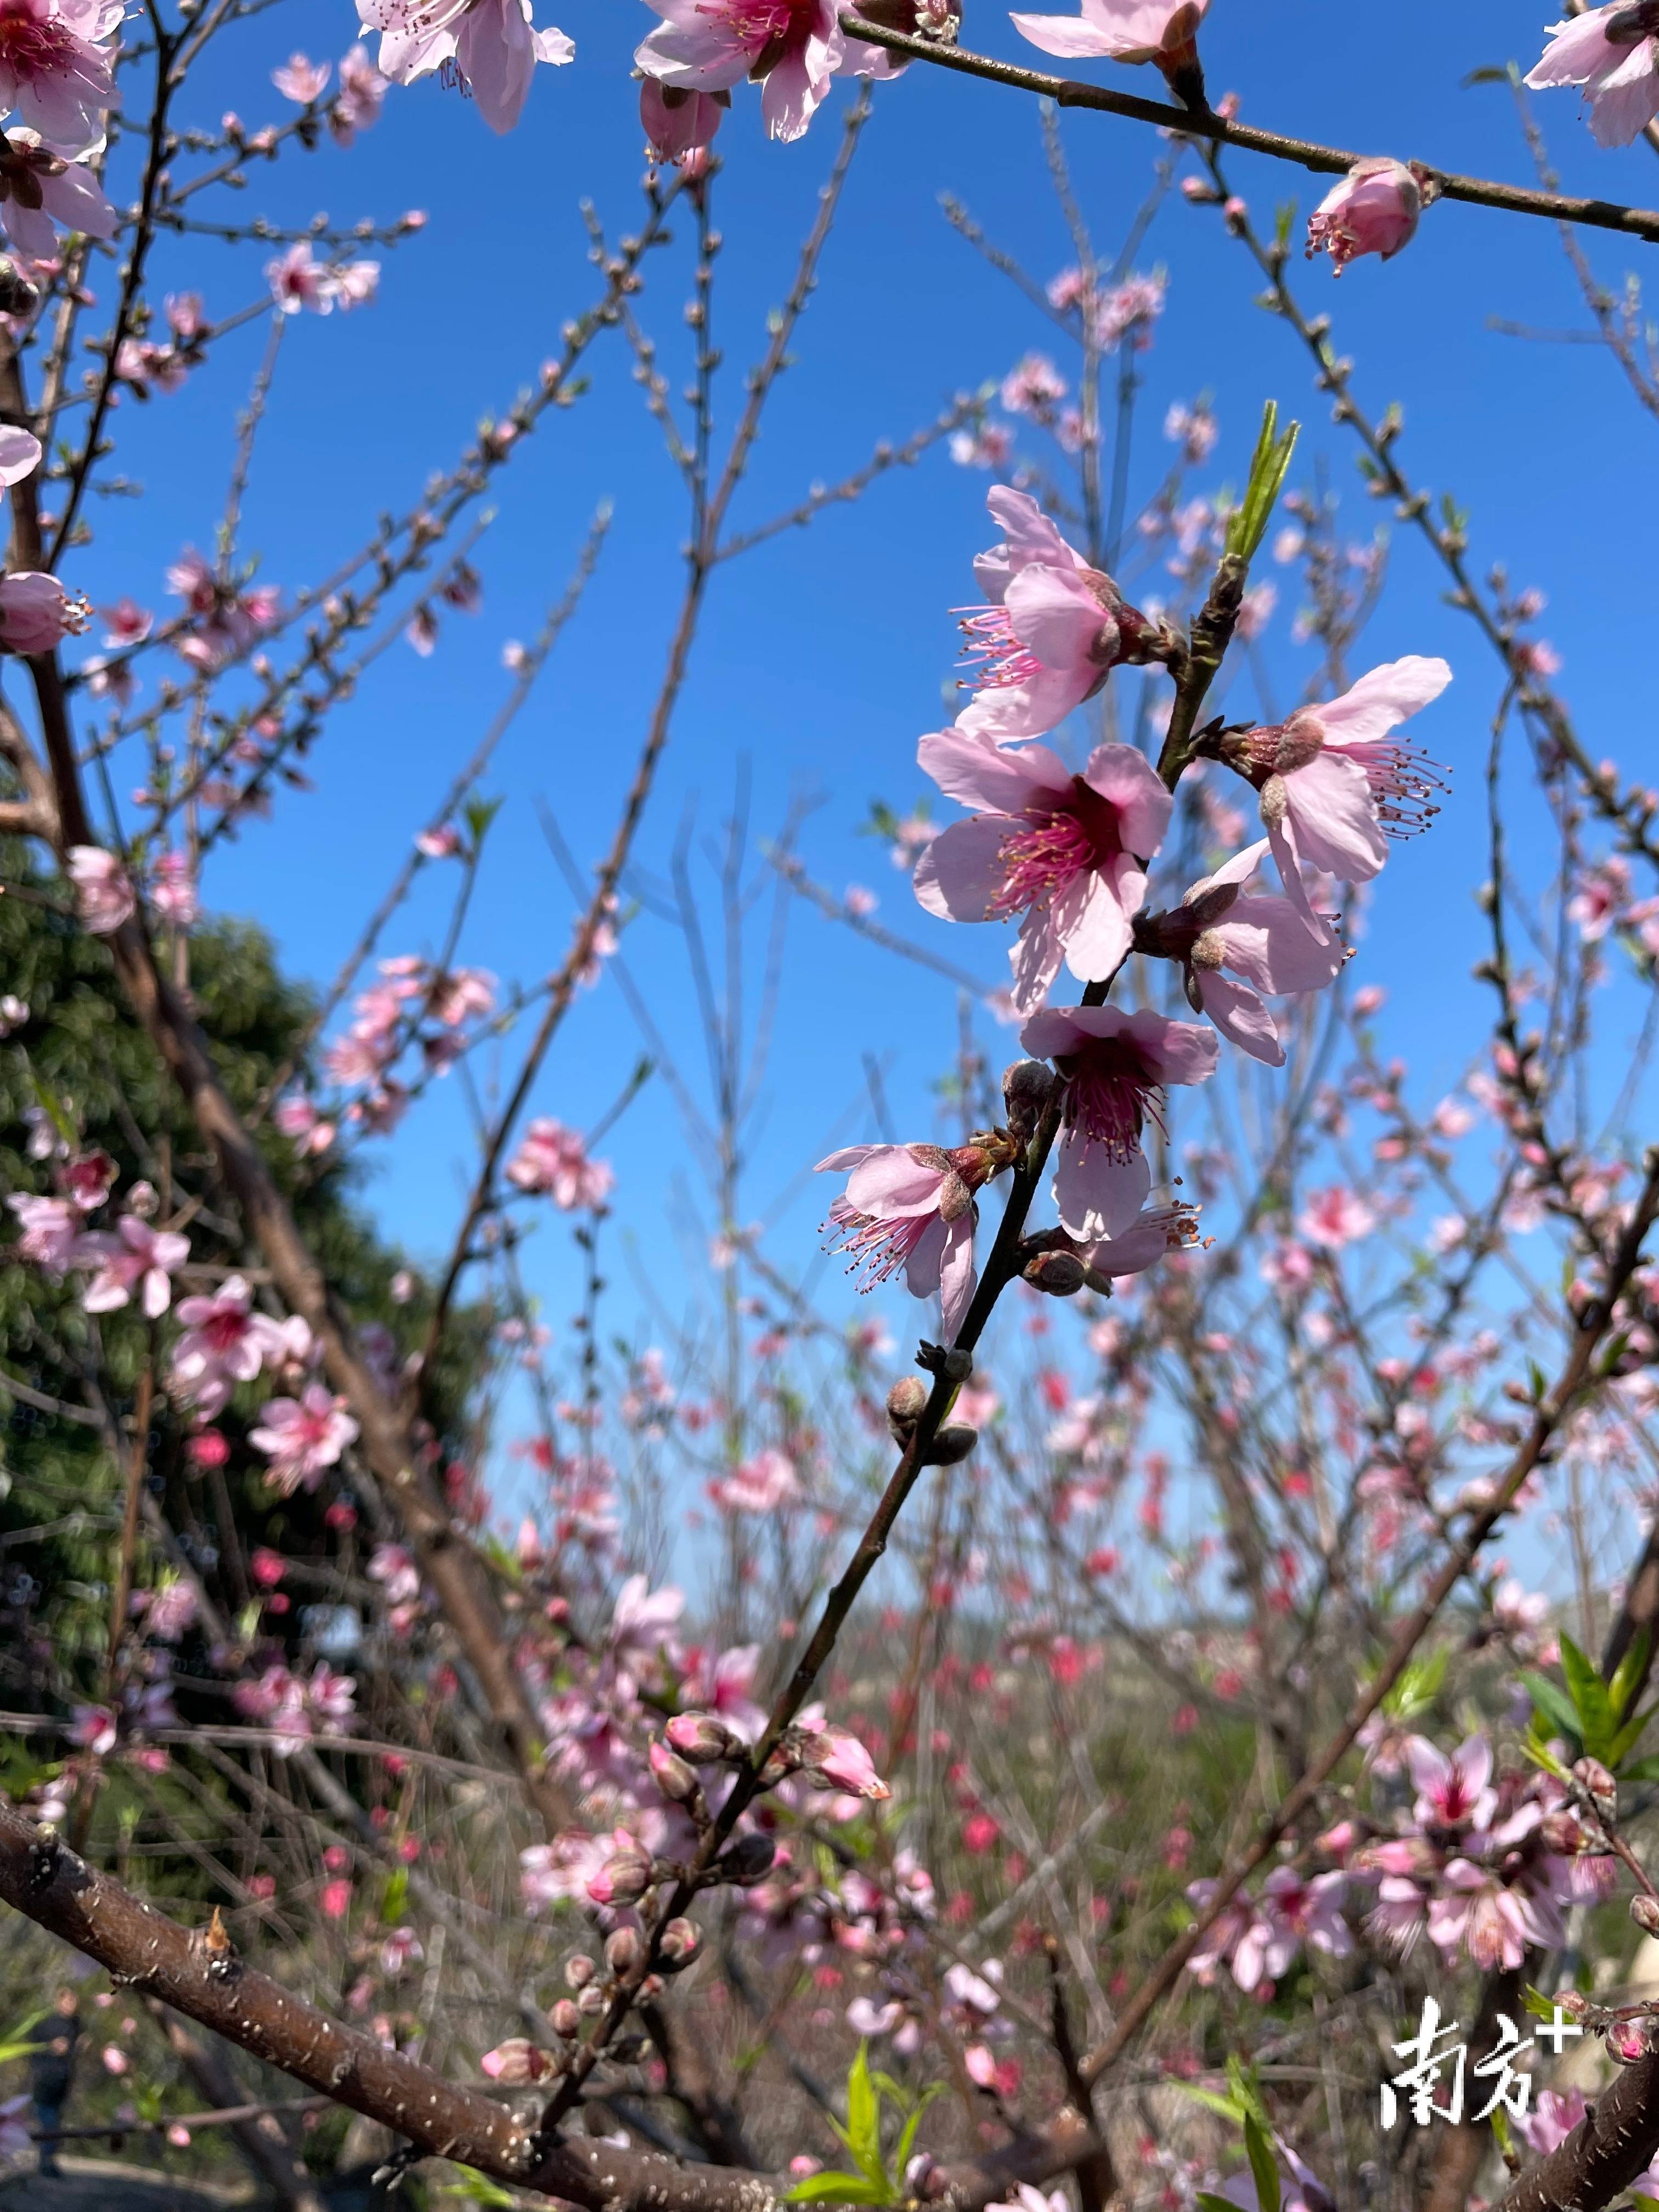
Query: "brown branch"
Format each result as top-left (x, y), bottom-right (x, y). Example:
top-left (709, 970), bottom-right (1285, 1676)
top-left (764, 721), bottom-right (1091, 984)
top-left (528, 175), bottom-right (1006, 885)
top-left (838, 15), bottom-right (1659, 246)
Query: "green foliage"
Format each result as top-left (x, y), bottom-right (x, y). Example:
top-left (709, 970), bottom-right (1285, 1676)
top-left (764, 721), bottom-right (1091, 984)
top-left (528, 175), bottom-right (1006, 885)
top-left (1224, 401), bottom-right (1300, 563)
top-left (1523, 1629), bottom-right (1655, 1773)
top-left (783, 2045), bottom-right (941, 2205)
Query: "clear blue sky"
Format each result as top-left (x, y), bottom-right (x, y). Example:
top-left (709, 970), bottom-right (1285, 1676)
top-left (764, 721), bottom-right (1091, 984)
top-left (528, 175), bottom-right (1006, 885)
top-left (69, 0), bottom-right (1659, 1408)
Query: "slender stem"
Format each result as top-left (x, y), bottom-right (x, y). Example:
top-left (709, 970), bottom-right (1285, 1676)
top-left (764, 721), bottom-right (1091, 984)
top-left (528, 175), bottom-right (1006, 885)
top-left (839, 15), bottom-right (1659, 246)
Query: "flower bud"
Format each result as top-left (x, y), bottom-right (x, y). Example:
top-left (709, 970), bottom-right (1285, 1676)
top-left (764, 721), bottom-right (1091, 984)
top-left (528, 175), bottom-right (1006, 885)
top-left (650, 1739), bottom-right (702, 1805)
top-left (665, 1711), bottom-right (744, 1764)
top-left (1541, 1810), bottom-right (1587, 1854)
top-left (720, 1832), bottom-right (776, 1886)
top-left (605, 1926), bottom-right (645, 1976)
top-left (660, 1916), bottom-right (700, 1966)
top-left (1633, 1894), bottom-right (1659, 1937)
top-left (551, 1998), bottom-right (582, 2038)
top-left (480, 2038), bottom-right (557, 2084)
top-left (1610, 2021), bottom-right (1650, 2063)
top-left (565, 1953), bottom-right (596, 1989)
top-left (1306, 157), bottom-right (1429, 276)
top-left (1554, 1988), bottom-right (1590, 2021)
top-left (1023, 1248), bottom-right (1087, 1297)
top-left (639, 1973), bottom-right (665, 1999)
top-left (886, 1375), bottom-right (929, 1441)
top-left (923, 1424), bottom-right (978, 1468)
top-left (577, 1981), bottom-right (606, 2016)
top-left (1002, 1059), bottom-right (1054, 1144)
top-left (1573, 1756), bottom-right (1618, 1820)
top-left (588, 1839), bottom-right (653, 1907)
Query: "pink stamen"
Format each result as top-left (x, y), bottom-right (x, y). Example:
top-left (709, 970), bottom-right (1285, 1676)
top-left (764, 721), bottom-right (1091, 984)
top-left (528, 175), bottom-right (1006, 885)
top-left (0, 1), bottom-right (76, 83)
top-left (986, 776), bottom-right (1127, 924)
top-left (1063, 1040), bottom-right (1166, 1161)
top-left (956, 605), bottom-right (1043, 691)
top-left (823, 1203), bottom-right (932, 1293)
top-left (1338, 735), bottom-right (1449, 839)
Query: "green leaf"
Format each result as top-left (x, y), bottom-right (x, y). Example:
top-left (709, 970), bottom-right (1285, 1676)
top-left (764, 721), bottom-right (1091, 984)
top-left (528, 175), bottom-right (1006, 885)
top-left (1173, 2082), bottom-right (1248, 2124)
top-left (1521, 1984), bottom-right (1564, 2023)
top-left (1384, 1646), bottom-right (1448, 1720)
top-left (842, 2045), bottom-right (882, 2181)
top-left (892, 2088), bottom-right (944, 2183)
top-left (1489, 2108), bottom-right (1514, 2163)
top-left (1627, 2192), bottom-right (1659, 2212)
top-left (1224, 401), bottom-right (1300, 563)
top-left (380, 1864), bottom-right (409, 1927)
top-left (1609, 1629), bottom-right (1651, 1720)
top-left (437, 2172), bottom-right (520, 2207)
top-left (1608, 1708), bottom-right (1652, 1771)
top-left (1522, 1671), bottom-right (1583, 1747)
top-left (1198, 2196), bottom-right (1243, 2212)
top-left (1244, 2116), bottom-right (1281, 2212)
top-left (783, 2175), bottom-right (893, 2205)
top-left (1617, 1754), bottom-right (1659, 1784)
top-left (1561, 1635), bottom-right (1616, 1757)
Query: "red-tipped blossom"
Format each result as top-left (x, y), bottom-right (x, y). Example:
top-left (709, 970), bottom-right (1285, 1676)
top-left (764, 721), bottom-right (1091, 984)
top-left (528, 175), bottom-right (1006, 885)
top-left (816, 1141), bottom-right (998, 1340)
top-left (1019, 1003), bottom-right (1217, 1243)
top-left (913, 728), bottom-right (1172, 1012)
top-left (1306, 158), bottom-right (1427, 275)
top-left (1526, 2), bottom-right (1659, 147)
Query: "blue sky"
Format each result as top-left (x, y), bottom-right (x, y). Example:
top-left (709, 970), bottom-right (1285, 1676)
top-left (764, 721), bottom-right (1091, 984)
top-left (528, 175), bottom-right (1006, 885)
top-left (66, 0), bottom-right (1659, 1414)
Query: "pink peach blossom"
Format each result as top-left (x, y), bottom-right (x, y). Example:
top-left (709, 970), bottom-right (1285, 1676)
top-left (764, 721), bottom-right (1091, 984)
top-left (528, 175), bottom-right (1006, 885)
top-left (956, 486), bottom-right (1150, 742)
top-left (272, 50), bottom-right (330, 101)
top-left (800, 1725), bottom-right (891, 1801)
top-left (816, 1141), bottom-right (991, 1339)
top-left (0, 0), bottom-right (121, 159)
top-left (1526, 3), bottom-right (1659, 146)
top-left (360, 0), bottom-right (572, 134)
top-left (1296, 1184), bottom-right (1375, 1249)
top-left (8, 1190), bottom-right (77, 1272)
top-left (331, 43), bottom-right (387, 140)
top-left (250, 1381), bottom-right (359, 1495)
top-left (634, 0), bottom-right (860, 144)
top-left (0, 420), bottom-right (38, 482)
top-left (1232, 657), bottom-right (1452, 903)
top-left (506, 1117), bottom-right (614, 1209)
top-left (913, 728), bottom-right (1172, 1011)
top-left (640, 75), bottom-right (725, 162)
top-left (75, 1214), bottom-right (189, 1318)
top-left (710, 1447), bottom-right (800, 1514)
top-left (1009, 0), bottom-right (1205, 70)
top-left (170, 1273), bottom-right (286, 1414)
top-left (1018, 1003), bottom-right (1217, 1243)
top-left (0, 568), bottom-right (88, 652)
top-left (1136, 838), bottom-right (1346, 1065)
top-left (1306, 158), bottom-right (1425, 275)
top-left (1406, 1733), bottom-right (1497, 1831)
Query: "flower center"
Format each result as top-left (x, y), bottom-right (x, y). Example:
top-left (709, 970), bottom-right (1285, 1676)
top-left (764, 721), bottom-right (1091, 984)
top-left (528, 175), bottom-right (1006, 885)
top-left (824, 1202), bottom-right (935, 1292)
top-left (202, 1309), bottom-right (249, 1353)
top-left (0, 1), bottom-right (76, 86)
top-left (697, 0), bottom-right (814, 64)
top-left (1057, 1037), bottom-right (1164, 1161)
top-left (988, 776), bottom-right (1124, 922)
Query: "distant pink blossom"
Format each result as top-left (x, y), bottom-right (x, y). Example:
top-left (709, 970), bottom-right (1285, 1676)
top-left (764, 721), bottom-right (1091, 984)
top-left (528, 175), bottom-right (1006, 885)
top-left (331, 43), bottom-right (387, 140)
top-left (1526, 4), bottom-right (1659, 147)
top-left (816, 1141), bottom-right (991, 1339)
top-left (75, 1214), bottom-right (189, 1318)
top-left (710, 1447), bottom-right (800, 1514)
top-left (1019, 1003), bottom-right (1217, 1243)
top-left (913, 729), bottom-right (1172, 1013)
top-left (251, 1381), bottom-right (359, 1494)
top-left (1231, 1867), bottom-right (1351, 1991)
top-left (1427, 1857), bottom-right (1556, 1971)
top-left (1407, 1733), bottom-right (1497, 1831)
top-left (1296, 1185), bottom-right (1374, 1250)
top-left (0, 0), bottom-right (122, 159)
top-left (1306, 158), bottom-right (1426, 274)
top-left (1009, 0), bottom-right (1206, 71)
top-left (368, 1542), bottom-right (420, 1605)
top-left (170, 1273), bottom-right (285, 1414)
top-left (1234, 657), bottom-right (1453, 904)
top-left (361, 0), bottom-right (572, 135)
top-left (0, 568), bottom-right (88, 652)
top-left (415, 824), bottom-right (462, 858)
top-left (956, 486), bottom-right (1150, 742)
top-left (150, 849), bottom-right (199, 927)
top-left (272, 50), bottom-right (331, 101)
top-left (8, 1191), bottom-right (77, 1273)
top-left (267, 240), bottom-right (334, 314)
top-left (1567, 857), bottom-right (1631, 942)
top-left (1000, 351), bottom-right (1067, 415)
top-left (505, 1118), bottom-right (614, 1209)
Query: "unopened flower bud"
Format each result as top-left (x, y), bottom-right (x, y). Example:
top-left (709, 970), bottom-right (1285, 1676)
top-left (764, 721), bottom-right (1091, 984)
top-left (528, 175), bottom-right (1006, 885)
top-left (1573, 1757), bottom-right (1618, 1819)
top-left (588, 1839), bottom-right (653, 1906)
top-left (1002, 1059), bottom-right (1054, 1143)
top-left (665, 1711), bottom-right (743, 1764)
top-left (886, 1375), bottom-right (929, 1441)
top-left (1023, 1248), bottom-right (1087, 1297)
top-left (660, 1916), bottom-right (700, 1966)
top-left (721, 1832), bottom-right (776, 1886)
top-left (605, 1926), bottom-right (645, 1976)
top-left (1541, 1810), bottom-right (1586, 1854)
top-left (480, 2038), bottom-right (557, 2085)
top-left (639, 1972), bottom-right (665, 1999)
top-left (923, 1424), bottom-right (978, 1467)
top-left (565, 1953), bottom-right (596, 1989)
top-left (1554, 1988), bottom-right (1590, 2021)
top-left (551, 1998), bottom-right (582, 2038)
top-left (650, 1739), bottom-right (701, 1805)
top-left (1633, 1894), bottom-right (1659, 1937)
top-left (1610, 2021), bottom-right (1651, 2063)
